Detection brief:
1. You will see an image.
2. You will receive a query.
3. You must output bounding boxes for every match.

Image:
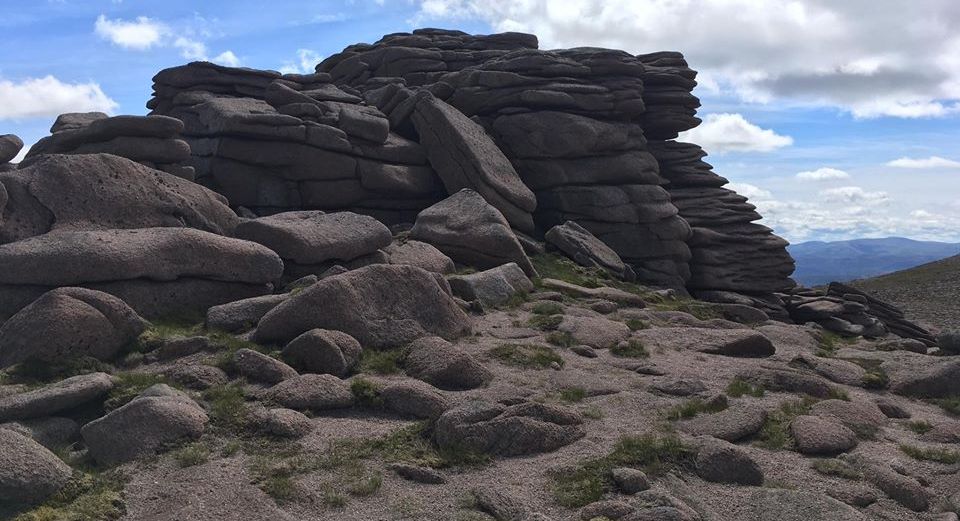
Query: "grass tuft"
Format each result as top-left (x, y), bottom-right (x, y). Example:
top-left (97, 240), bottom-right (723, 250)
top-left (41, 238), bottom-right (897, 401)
top-left (609, 340), bottom-right (648, 358)
top-left (665, 397), bottom-right (728, 421)
top-left (531, 302), bottom-right (564, 315)
top-left (558, 387), bottom-right (588, 403)
top-left (905, 420), bottom-right (933, 435)
top-left (811, 458), bottom-right (862, 480)
top-left (489, 344), bottom-right (563, 369)
top-left (624, 318), bottom-right (649, 331)
top-left (359, 348), bottom-right (404, 375)
top-left (899, 444), bottom-right (960, 464)
top-left (933, 396), bottom-right (960, 416)
top-left (103, 372), bottom-right (171, 411)
top-left (171, 441), bottom-right (210, 468)
top-left (350, 377), bottom-right (383, 408)
top-left (545, 331), bottom-right (575, 348)
top-left (726, 378), bottom-right (765, 398)
top-left (202, 383), bottom-right (248, 433)
top-left (755, 397), bottom-right (819, 450)
top-left (527, 314), bottom-right (563, 331)
top-left (12, 470), bottom-right (126, 521)
top-left (815, 331), bottom-right (856, 357)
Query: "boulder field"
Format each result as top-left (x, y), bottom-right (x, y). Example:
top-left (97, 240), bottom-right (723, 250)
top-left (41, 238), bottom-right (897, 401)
top-left (0, 28), bottom-right (954, 521)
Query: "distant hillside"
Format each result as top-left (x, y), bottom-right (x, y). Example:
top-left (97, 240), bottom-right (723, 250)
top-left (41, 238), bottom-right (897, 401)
top-left (789, 237), bottom-right (960, 286)
top-left (852, 254), bottom-right (960, 332)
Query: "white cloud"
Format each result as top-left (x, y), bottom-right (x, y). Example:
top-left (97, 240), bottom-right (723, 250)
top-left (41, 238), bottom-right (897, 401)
top-left (886, 156), bottom-right (960, 169)
top-left (677, 113), bottom-right (792, 154)
top-left (173, 37), bottom-right (207, 61)
top-left (820, 186), bottom-right (890, 206)
top-left (910, 209), bottom-right (935, 219)
top-left (727, 182), bottom-right (772, 200)
top-left (796, 167), bottom-right (850, 181)
top-left (412, 0), bottom-right (960, 118)
top-left (212, 51), bottom-right (241, 67)
top-left (0, 76), bottom-right (117, 120)
top-left (94, 14), bottom-right (166, 50)
top-left (279, 49), bottom-right (322, 74)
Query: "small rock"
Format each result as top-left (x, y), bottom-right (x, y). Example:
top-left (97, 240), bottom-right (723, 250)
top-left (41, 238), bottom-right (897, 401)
top-left (579, 499), bottom-right (634, 520)
top-left (589, 300), bottom-right (618, 314)
top-left (610, 467), bottom-right (649, 494)
top-left (155, 336), bottom-right (210, 361)
top-left (570, 345), bottom-right (598, 358)
top-left (742, 489), bottom-right (868, 520)
top-left (248, 406), bottom-right (312, 438)
top-left (281, 328), bottom-right (362, 377)
top-left (166, 364), bottom-right (229, 390)
top-left (435, 401), bottom-right (584, 457)
top-left (694, 436), bottom-right (764, 485)
top-left (405, 336), bottom-right (492, 390)
top-left (875, 397), bottom-right (911, 419)
top-left (0, 429), bottom-right (72, 505)
top-left (264, 374), bottom-right (353, 412)
top-left (206, 294), bottom-right (287, 333)
top-left (827, 486), bottom-right (879, 508)
top-left (381, 380), bottom-right (449, 420)
top-left (385, 240), bottom-right (456, 274)
top-left (876, 338), bottom-right (928, 354)
top-left (232, 348), bottom-right (298, 385)
top-left (862, 461), bottom-right (929, 512)
top-left (791, 415), bottom-right (858, 455)
top-left (677, 405), bottom-right (767, 442)
top-left (388, 463), bottom-right (445, 484)
top-left (936, 330), bottom-right (960, 354)
top-left (650, 378), bottom-right (707, 397)
top-left (544, 220), bottom-right (636, 281)
top-left (447, 263), bottom-right (534, 308)
top-left (558, 315), bottom-right (631, 349)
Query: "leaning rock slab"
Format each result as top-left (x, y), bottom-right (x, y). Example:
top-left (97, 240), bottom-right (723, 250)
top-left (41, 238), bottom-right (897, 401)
top-left (0, 429), bottom-right (72, 505)
top-left (435, 400), bottom-right (584, 456)
top-left (405, 336), bottom-right (492, 390)
top-left (410, 189), bottom-right (536, 276)
top-left (281, 328), bottom-right (362, 377)
top-left (632, 327), bottom-right (774, 357)
top-left (385, 239), bottom-right (455, 274)
top-left (81, 393), bottom-right (208, 466)
top-left (255, 264), bottom-right (472, 348)
top-left (0, 287), bottom-right (147, 368)
top-left (677, 405), bottom-right (767, 442)
top-left (0, 372), bottom-right (113, 422)
top-left (447, 262), bottom-right (533, 308)
top-left (545, 220), bottom-right (636, 281)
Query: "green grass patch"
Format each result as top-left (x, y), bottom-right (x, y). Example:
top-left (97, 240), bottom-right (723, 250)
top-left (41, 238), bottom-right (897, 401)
top-left (828, 387), bottom-right (851, 401)
top-left (755, 397), bottom-right (819, 450)
top-left (103, 372), bottom-right (171, 411)
top-left (551, 434), bottom-right (693, 508)
top-left (815, 331), bottom-right (856, 357)
top-left (530, 253), bottom-right (608, 289)
top-left (665, 397), bottom-right (728, 421)
top-left (3, 356), bottom-right (112, 387)
top-left (861, 369), bottom-right (889, 390)
top-left (726, 378), bottom-right (765, 398)
top-left (559, 387), bottom-right (588, 403)
top-left (624, 318), bottom-right (649, 331)
top-left (609, 340), bottom-right (649, 358)
top-left (649, 298), bottom-right (722, 320)
top-left (545, 331), bottom-right (575, 348)
top-left (934, 397), bottom-right (960, 416)
top-left (203, 383), bottom-right (249, 433)
top-left (906, 420), bottom-right (933, 435)
top-left (12, 470), bottom-right (126, 521)
top-left (811, 458), bottom-right (862, 480)
top-left (531, 302), bottom-right (564, 315)
top-left (489, 344), bottom-right (564, 369)
top-left (900, 444), bottom-right (960, 464)
top-left (171, 441), bottom-right (210, 468)
top-left (350, 377), bottom-right (383, 408)
top-left (358, 348), bottom-right (405, 375)
top-left (527, 314), bottom-right (563, 331)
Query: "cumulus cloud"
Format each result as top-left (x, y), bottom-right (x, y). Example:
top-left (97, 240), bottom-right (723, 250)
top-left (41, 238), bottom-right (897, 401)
top-left (94, 14), bottom-right (237, 64)
top-left (0, 76), bottom-right (117, 120)
top-left (727, 182), bottom-right (773, 200)
top-left (94, 14), bottom-right (166, 49)
top-left (796, 167), bottom-right (850, 181)
top-left (279, 49), bottom-right (323, 74)
top-left (412, 0), bottom-right (960, 118)
top-left (886, 156), bottom-right (960, 169)
top-left (820, 186), bottom-right (890, 205)
top-left (677, 113), bottom-right (792, 154)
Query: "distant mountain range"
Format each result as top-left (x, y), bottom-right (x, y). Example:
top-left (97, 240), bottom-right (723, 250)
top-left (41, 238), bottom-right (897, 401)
top-left (789, 237), bottom-right (960, 286)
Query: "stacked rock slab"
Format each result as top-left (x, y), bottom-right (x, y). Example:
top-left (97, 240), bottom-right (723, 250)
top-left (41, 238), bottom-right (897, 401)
top-left (322, 32), bottom-right (692, 287)
top-left (148, 61), bottom-right (443, 224)
top-left (827, 283), bottom-right (936, 345)
top-left (649, 140), bottom-right (796, 303)
top-left (23, 113), bottom-right (195, 180)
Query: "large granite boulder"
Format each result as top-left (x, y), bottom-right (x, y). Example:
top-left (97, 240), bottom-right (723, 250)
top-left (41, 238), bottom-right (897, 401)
top-left (281, 328), bottom-right (362, 377)
top-left (404, 336), bottom-right (492, 390)
top-left (0, 153), bottom-right (238, 244)
top-left (0, 228), bottom-right (283, 320)
top-left (0, 287), bottom-right (147, 368)
top-left (409, 189), bottom-right (535, 276)
top-left (434, 400), bottom-right (584, 456)
top-left (0, 134), bottom-right (23, 164)
top-left (410, 91), bottom-right (536, 232)
top-left (254, 264), bottom-right (471, 348)
top-left (0, 429), bottom-right (72, 505)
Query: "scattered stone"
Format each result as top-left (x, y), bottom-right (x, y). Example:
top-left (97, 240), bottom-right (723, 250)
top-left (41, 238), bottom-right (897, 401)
top-left (0, 134), bottom-right (24, 164)
top-left (0, 429), bottom-right (72, 505)
top-left (611, 467), bottom-right (650, 494)
top-left (826, 486), bottom-right (879, 508)
top-left (0, 287), bottom-right (147, 368)
top-left (381, 380), bottom-right (449, 420)
top-left (677, 405), bottom-right (767, 442)
top-left (248, 406), bottom-right (312, 438)
top-left (861, 461), bottom-right (929, 512)
top-left (0, 372), bottom-right (114, 422)
top-left (580, 500), bottom-right (635, 520)
top-left (255, 264), bottom-right (472, 348)
top-left (81, 392), bottom-right (208, 465)
top-left (166, 364), bottom-right (229, 390)
top-left (404, 336), bottom-right (493, 390)
top-left (632, 327), bottom-right (774, 357)
top-left (791, 415), bottom-right (858, 455)
top-left (281, 328), bottom-right (362, 377)
top-left (589, 300), bottom-right (618, 314)
top-left (790, 355), bottom-right (866, 387)
top-left (939, 330), bottom-right (960, 354)
top-left (892, 360), bottom-right (960, 398)
top-left (558, 315), bottom-right (631, 349)
top-left (650, 378), bottom-right (707, 397)
top-left (232, 348), bottom-right (298, 384)
top-left (409, 189), bottom-right (536, 276)
top-left (435, 401), bottom-right (584, 456)
top-left (738, 366), bottom-right (834, 398)
top-left (694, 436), bottom-right (764, 485)
top-left (263, 374), bottom-right (354, 411)
top-left (570, 345), bottom-right (598, 358)
top-left (388, 463), bottom-right (445, 484)
top-left (919, 422), bottom-right (960, 443)
top-left (808, 399), bottom-right (886, 434)
top-left (875, 397), bottom-right (911, 419)
top-left (448, 263), bottom-right (534, 308)
top-left (545, 220), bottom-right (636, 281)
top-left (876, 338), bottom-right (928, 354)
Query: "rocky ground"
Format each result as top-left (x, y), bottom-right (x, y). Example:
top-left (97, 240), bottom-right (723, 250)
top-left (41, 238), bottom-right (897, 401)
top-left (1, 253), bottom-right (959, 521)
top-left (854, 255), bottom-right (960, 333)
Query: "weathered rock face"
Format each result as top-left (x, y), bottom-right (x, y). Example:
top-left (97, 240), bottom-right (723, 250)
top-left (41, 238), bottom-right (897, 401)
top-left (148, 62), bottom-right (443, 223)
top-left (0, 287), bottom-right (147, 369)
top-left (254, 264), bottom-right (472, 348)
top-left (0, 228), bottom-right (283, 320)
top-left (649, 140), bottom-right (795, 294)
top-left (0, 153), bottom-right (239, 244)
top-left (434, 400), bottom-right (584, 456)
top-left (0, 134), bottom-right (24, 164)
top-left (24, 114), bottom-right (195, 179)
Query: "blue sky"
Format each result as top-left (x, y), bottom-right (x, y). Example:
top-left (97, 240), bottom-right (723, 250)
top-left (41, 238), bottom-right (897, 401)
top-left (2, 0), bottom-right (959, 244)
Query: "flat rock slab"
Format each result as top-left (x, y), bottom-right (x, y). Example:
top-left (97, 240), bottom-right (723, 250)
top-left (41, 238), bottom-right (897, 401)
top-left (435, 400), bottom-right (584, 456)
top-left (0, 372), bottom-right (114, 422)
top-left (540, 278), bottom-right (645, 306)
top-left (234, 210), bottom-right (391, 264)
top-left (677, 405), bottom-right (767, 442)
top-left (735, 489), bottom-right (867, 521)
top-left (632, 327), bottom-right (774, 357)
